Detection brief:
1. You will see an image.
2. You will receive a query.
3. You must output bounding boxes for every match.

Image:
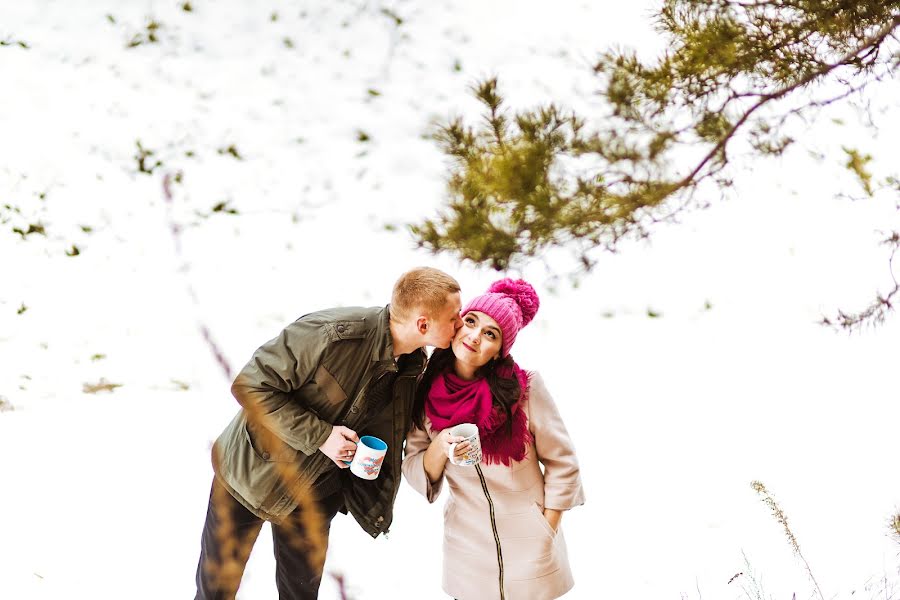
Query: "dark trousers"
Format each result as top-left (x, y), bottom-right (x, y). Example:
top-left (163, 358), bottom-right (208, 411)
top-left (194, 479), bottom-right (343, 600)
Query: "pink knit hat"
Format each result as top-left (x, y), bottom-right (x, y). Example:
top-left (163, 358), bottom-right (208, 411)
top-left (460, 278), bottom-right (540, 357)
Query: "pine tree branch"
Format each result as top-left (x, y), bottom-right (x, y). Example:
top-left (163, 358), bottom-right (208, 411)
top-left (823, 232), bottom-right (900, 331)
top-left (420, 4), bottom-right (900, 287)
top-left (676, 13), bottom-right (900, 193)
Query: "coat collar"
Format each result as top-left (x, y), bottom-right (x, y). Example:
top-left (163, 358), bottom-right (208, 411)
top-left (372, 304), bottom-right (396, 366)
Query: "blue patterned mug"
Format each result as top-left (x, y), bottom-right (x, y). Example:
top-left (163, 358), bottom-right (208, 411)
top-left (343, 435), bottom-right (388, 480)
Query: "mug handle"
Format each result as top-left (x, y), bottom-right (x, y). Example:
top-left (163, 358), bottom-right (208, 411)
top-left (341, 440), bottom-right (358, 465)
top-left (447, 442), bottom-right (460, 465)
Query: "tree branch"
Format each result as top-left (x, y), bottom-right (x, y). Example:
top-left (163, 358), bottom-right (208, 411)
top-left (676, 14), bottom-right (900, 192)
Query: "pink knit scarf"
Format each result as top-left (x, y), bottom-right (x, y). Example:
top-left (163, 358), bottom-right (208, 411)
top-left (424, 363), bottom-right (533, 466)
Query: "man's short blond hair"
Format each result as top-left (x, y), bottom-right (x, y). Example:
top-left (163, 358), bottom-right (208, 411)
top-left (391, 267), bottom-right (460, 320)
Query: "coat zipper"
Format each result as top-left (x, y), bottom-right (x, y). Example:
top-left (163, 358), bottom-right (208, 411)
top-left (475, 464), bottom-right (505, 600)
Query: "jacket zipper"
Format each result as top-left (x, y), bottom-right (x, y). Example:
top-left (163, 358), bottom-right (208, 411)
top-left (475, 464), bottom-right (505, 600)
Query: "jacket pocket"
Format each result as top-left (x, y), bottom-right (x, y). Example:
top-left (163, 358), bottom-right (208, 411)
top-left (530, 502), bottom-right (559, 540)
top-left (245, 422), bottom-right (297, 462)
top-left (314, 365), bottom-right (348, 404)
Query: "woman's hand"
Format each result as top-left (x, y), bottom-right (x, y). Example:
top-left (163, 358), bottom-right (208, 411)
top-left (422, 429), bottom-right (467, 484)
top-left (436, 429), bottom-right (470, 463)
top-left (543, 508), bottom-right (562, 532)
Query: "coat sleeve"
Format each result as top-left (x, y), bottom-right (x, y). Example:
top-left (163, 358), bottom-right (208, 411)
top-left (402, 422), bottom-right (444, 503)
top-left (230, 319), bottom-right (333, 456)
top-left (528, 371), bottom-right (586, 511)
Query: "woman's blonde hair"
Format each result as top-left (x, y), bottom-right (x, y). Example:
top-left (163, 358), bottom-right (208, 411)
top-left (391, 267), bottom-right (460, 320)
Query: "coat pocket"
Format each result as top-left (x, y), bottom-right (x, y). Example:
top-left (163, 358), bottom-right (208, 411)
top-left (245, 421), bottom-right (297, 462)
top-left (315, 365), bottom-right (348, 404)
top-left (530, 502), bottom-right (559, 540)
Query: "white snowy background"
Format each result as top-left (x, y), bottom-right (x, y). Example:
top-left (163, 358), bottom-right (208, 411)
top-left (1, 1), bottom-right (899, 599)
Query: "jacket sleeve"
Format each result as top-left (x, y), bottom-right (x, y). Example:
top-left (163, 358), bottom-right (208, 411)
top-left (402, 422), bottom-right (443, 503)
top-left (230, 319), bottom-right (333, 456)
top-left (528, 371), bottom-right (586, 511)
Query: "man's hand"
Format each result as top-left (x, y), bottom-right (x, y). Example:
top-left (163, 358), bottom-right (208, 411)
top-left (319, 425), bottom-right (360, 468)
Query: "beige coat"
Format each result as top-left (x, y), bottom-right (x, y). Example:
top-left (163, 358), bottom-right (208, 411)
top-left (402, 371), bottom-right (585, 600)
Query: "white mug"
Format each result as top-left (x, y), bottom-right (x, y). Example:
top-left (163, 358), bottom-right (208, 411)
top-left (447, 423), bottom-right (482, 466)
top-left (345, 435), bottom-right (388, 480)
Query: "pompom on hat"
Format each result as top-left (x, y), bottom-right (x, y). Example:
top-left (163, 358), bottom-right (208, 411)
top-left (460, 278), bottom-right (540, 357)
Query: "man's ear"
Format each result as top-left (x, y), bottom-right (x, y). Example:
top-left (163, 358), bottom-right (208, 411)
top-left (416, 316), bottom-right (429, 335)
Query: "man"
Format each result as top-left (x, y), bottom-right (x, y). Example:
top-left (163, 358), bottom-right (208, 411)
top-left (195, 267), bottom-right (462, 599)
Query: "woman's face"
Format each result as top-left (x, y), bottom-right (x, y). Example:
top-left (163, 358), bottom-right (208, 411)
top-left (452, 310), bottom-right (503, 372)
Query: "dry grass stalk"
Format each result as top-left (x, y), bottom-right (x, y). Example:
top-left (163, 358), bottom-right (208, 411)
top-left (202, 402), bottom-right (329, 597)
top-left (750, 481), bottom-right (825, 600)
top-left (332, 572), bottom-right (353, 600)
top-left (247, 399), bottom-right (328, 565)
top-left (162, 173), bottom-right (331, 595)
top-left (206, 470), bottom-right (261, 593)
top-left (736, 551), bottom-right (772, 600)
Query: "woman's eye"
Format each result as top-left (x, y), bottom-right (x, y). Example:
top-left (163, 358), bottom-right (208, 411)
top-left (465, 317), bottom-right (474, 325)
top-left (486, 331), bottom-right (495, 339)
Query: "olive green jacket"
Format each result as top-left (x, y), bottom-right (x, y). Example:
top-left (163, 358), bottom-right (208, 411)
top-left (212, 305), bottom-right (426, 538)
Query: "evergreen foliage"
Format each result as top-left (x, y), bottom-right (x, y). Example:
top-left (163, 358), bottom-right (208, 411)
top-left (414, 1), bottom-right (900, 327)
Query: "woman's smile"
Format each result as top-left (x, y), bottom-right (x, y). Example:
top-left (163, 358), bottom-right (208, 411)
top-left (451, 311), bottom-right (503, 379)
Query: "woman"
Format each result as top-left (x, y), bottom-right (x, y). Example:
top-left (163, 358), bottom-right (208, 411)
top-left (402, 278), bottom-right (585, 600)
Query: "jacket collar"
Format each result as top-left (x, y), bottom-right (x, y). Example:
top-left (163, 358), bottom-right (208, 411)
top-left (373, 304), bottom-right (396, 366)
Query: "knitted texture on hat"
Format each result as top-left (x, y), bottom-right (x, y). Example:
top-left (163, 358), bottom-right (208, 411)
top-left (461, 278), bottom-right (540, 357)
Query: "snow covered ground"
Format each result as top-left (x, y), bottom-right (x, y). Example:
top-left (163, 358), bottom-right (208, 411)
top-left (2, 1), bottom-right (899, 599)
